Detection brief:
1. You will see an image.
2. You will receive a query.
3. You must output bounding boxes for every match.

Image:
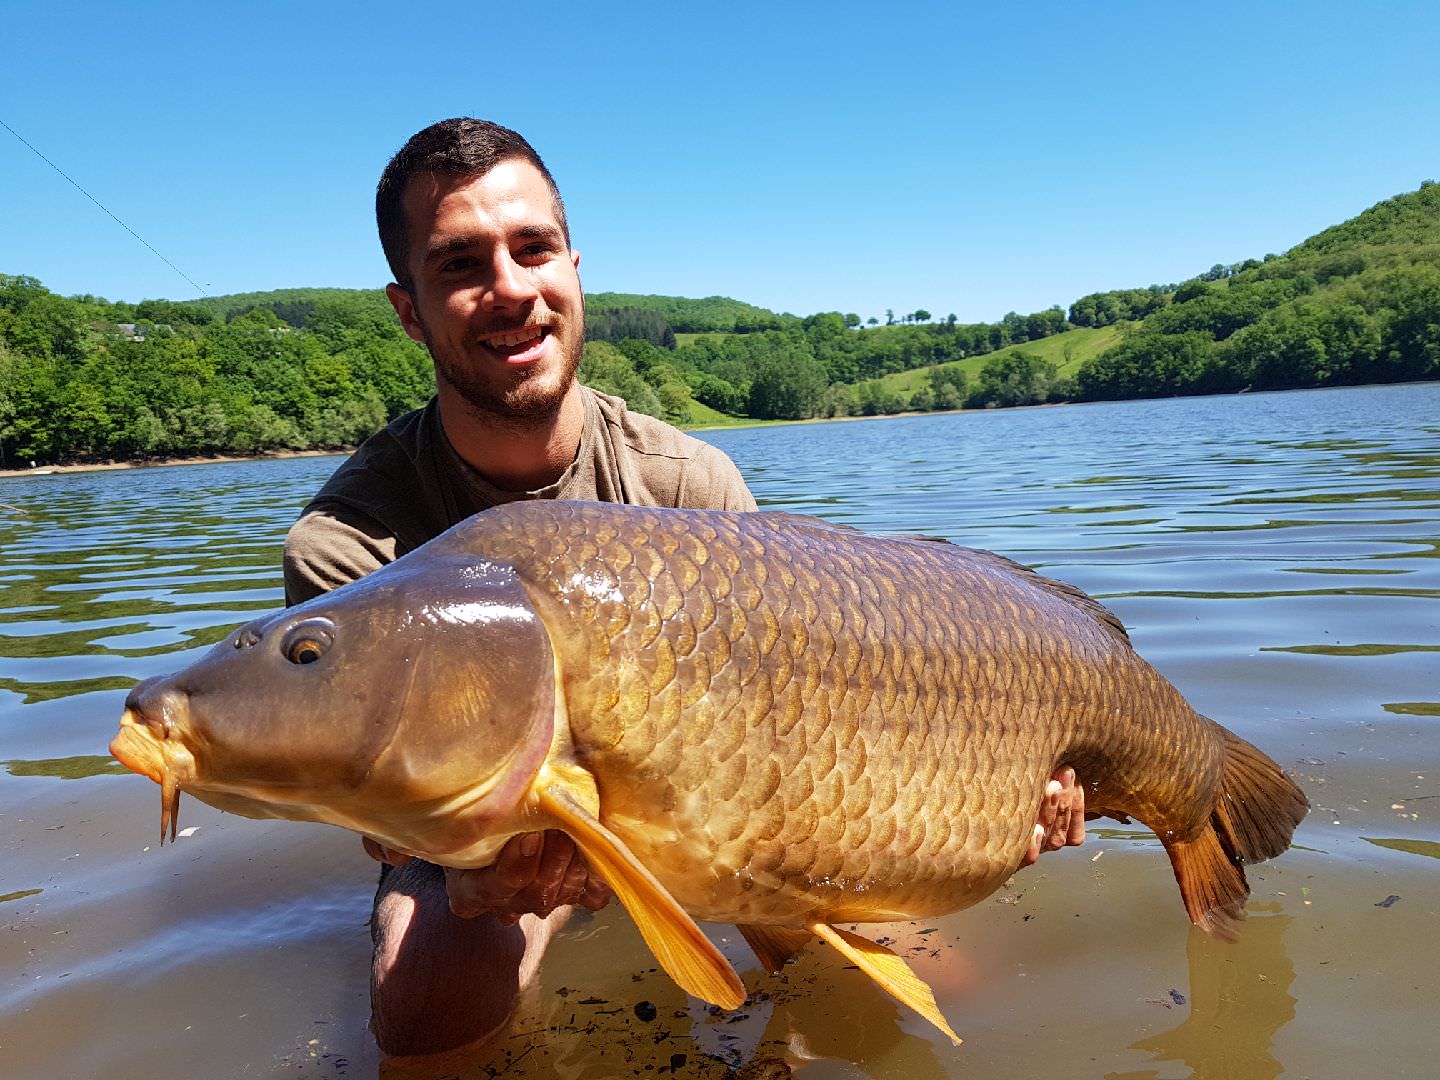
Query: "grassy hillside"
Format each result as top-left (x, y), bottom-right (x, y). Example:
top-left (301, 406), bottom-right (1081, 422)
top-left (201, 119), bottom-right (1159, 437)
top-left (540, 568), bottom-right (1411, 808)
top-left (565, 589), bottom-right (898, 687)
top-left (585, 292), bottom-right (783, 333)
top-left (1289, 180), bottom-right (1440, 257)
top-left (195, 287), bottom-right (387, 320)
top-left (873, 324), bottom-right (1127, 395)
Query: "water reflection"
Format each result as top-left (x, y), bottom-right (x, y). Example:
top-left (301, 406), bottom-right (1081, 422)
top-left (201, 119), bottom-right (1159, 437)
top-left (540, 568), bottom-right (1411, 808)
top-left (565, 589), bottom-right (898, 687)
top-left (1362, 837), bottom-right (1440, 860)
top-left (1, 385), bottom-right (1438, 1079)
top-left (2, 754), bottom-right (127, 779)
top-left (1109, 913), bottom-right (1296, 1080)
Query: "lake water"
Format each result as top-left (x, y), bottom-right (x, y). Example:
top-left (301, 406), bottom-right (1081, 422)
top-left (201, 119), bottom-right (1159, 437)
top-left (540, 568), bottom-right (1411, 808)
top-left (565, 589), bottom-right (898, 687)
top-left (1, 383), bottom-right (1436, 1079)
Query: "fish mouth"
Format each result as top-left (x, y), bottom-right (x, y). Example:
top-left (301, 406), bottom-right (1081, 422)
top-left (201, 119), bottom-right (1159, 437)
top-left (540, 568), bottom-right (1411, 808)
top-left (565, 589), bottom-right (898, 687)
top-left (111, 707), bottom-right (196, 844)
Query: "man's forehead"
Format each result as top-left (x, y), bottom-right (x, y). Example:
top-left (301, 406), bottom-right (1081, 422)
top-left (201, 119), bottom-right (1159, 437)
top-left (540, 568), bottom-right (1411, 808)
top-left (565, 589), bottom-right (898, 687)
top-left (402, 160), bottom-right (561, 238)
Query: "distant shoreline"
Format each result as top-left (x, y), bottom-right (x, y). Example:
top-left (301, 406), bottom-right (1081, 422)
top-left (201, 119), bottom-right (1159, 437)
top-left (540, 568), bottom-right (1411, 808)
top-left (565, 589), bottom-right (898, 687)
top-left (0, 402), bottom-right (1043, 479)
top-left (8, 380), bottom-right (1427, 478)
top-left (0, 448), bottom-right (347, 479)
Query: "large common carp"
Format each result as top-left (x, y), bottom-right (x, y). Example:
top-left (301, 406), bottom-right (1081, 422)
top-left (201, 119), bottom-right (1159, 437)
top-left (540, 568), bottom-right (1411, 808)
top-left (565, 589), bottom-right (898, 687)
top-left (110, 502), bottom-right (1307, 1043)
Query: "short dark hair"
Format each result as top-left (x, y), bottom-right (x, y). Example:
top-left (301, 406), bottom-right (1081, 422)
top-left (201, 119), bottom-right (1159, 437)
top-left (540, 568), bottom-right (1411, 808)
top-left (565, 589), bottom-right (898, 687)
top-left (375, 118), bottom-right (569, 288)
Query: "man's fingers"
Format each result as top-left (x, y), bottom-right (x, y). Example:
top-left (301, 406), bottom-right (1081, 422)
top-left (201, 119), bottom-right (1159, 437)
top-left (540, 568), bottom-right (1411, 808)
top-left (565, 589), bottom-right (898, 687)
top-left (362, 836), bottom-right (412, 866)
top-left (1022, 767), bottom-right (1087, 867)
top-left (1023, 823), bottom-right (1044, 867)
top-left (533, 832), bottom-right (579, 909)
top-left (1044, 768), bottom-right (1084, 850)
top-left (577, 877), bottom-right (613, 911)
top-left (1067, 778), bottom-right (1087, 846)
top-left (488, 831), bottom-right (546, 893)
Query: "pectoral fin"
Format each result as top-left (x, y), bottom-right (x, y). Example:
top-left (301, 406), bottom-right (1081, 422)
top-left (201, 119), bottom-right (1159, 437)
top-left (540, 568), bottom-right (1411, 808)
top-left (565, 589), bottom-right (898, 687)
top-left (536, 781), bottom-right (746, 1010)
top-left (808, 922), bottom-right (961, 1046)
top-left (738, 924), bottom-right (814, 975)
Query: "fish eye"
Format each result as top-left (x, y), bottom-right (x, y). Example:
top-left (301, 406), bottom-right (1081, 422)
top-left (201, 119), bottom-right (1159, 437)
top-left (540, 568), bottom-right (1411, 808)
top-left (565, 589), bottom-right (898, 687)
top-left (281, 619), bottom-right (335, 666)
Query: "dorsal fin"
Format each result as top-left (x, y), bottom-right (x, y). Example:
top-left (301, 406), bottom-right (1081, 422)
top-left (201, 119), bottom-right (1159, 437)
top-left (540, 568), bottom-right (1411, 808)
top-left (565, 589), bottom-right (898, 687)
top-left (963, 546), bottom-right (1132, 645)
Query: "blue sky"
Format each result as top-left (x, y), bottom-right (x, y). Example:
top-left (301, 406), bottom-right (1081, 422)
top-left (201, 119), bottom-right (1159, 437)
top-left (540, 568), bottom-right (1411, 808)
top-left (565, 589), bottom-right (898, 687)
top-left (3, 2), bottom-right (1437, 323)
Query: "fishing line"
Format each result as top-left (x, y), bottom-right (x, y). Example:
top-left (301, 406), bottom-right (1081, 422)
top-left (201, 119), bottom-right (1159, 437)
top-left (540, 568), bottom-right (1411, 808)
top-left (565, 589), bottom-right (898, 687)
top-left (0, 116), bottom-right (209, 297)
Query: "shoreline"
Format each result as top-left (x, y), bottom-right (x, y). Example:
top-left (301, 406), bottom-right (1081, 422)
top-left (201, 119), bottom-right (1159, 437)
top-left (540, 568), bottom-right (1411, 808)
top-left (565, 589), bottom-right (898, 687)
top-left (4, 379), bottom-right (1429, 476)
top-left (0, 403), bottom-right (1043, 477)
top-left (0, 448), bottom-right (348, 479)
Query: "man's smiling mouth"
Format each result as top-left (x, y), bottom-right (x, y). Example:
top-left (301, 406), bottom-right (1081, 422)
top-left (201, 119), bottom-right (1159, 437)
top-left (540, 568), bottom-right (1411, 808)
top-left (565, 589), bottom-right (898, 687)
top-left (482, 325), bottom-right (550, 361)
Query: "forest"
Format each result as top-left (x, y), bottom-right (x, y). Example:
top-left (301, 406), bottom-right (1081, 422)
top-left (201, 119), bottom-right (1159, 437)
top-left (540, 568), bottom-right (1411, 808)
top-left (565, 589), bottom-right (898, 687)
top-left (2, 182), bottom-right (1438, 467)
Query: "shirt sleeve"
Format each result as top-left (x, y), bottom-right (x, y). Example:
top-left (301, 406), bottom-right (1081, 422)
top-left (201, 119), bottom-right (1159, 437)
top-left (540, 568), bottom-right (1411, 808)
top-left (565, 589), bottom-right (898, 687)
top-left (682, 444), bottom-right (758, 512)
top-left (283, 504), bottom-right (403, 606)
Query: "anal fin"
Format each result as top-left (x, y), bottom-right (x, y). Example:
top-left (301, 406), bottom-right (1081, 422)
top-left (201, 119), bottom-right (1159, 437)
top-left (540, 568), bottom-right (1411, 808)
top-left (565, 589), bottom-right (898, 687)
top-left (536, 780), bottom-right (746, 1010)
top-left (808, 922), bottom-right (961, 1046)
top-left (1163, 822), bottom-right (1248, 943)
top-left (738, 924), bottom-right (813, 975)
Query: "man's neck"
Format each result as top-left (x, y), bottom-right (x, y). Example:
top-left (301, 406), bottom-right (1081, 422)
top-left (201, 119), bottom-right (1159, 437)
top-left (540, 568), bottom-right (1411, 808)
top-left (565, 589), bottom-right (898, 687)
top-left (437, 382), bottom-right (586, 492)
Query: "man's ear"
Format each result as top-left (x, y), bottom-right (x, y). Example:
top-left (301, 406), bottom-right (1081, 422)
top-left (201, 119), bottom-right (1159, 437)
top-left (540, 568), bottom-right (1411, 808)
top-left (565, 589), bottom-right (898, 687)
top-left (385, 283), bottom-right (428, 345)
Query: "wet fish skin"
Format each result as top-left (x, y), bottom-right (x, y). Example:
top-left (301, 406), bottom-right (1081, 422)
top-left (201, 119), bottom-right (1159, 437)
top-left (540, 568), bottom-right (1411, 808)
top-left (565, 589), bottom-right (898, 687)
top-left (471, 504), bottom-right (1235, 923)
top-left (111, 501), bottom-right (1307, 1042)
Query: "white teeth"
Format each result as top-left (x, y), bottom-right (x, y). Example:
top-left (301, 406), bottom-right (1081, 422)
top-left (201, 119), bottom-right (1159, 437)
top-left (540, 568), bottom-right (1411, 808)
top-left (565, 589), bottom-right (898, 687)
top-left (487, 326), bottom-right (544, 348)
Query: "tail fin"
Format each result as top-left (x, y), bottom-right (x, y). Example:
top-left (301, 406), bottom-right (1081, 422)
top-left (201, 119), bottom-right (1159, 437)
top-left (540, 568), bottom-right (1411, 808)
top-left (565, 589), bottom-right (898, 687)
top-left (1212, 727), bottom-right (1310, 863)
top-left (1163, 727), bottom-right (1309, 941)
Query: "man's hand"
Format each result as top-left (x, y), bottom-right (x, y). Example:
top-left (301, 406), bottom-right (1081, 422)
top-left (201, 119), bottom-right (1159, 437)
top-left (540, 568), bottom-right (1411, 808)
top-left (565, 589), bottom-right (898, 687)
top-left (1022, 766), bottom-right (1086, 866)
top-left (363, 830), bottom-right (612, 923)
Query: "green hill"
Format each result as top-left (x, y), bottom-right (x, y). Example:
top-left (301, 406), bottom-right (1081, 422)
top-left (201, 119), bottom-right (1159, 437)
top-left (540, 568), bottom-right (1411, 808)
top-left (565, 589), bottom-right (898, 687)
top-left (196, 287), bottom-right (384, 316)
top-left (4, 181), bottom-right (1437, 467)
top-left (1289, 180), bottom-right (1440, 257)
top-left (584, 293), bottom-right (784, 333)
top-left (874, 325), bottom-right (1125, 395)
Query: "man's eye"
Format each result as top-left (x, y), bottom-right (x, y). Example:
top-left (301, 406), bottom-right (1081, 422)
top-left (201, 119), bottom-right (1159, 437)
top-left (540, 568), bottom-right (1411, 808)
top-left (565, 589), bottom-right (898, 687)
top-left (440, 256), bottom-right (478, 272)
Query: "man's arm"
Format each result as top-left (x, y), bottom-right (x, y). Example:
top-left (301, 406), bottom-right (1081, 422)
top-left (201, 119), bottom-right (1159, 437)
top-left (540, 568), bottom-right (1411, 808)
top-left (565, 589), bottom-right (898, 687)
top-left (681, 444), bottom-right (758, 512)
top-left (284, 506), bottom-right (400, 606)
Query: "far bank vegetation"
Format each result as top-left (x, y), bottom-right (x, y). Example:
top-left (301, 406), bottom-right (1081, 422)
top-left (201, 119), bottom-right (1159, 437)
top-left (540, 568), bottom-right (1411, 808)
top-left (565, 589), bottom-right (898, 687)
top-left (3, 183), bottom-right (1438, 466)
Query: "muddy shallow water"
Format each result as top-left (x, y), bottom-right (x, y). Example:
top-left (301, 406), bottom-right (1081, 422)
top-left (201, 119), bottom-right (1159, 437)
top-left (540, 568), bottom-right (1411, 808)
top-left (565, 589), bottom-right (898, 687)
top-left (2, 383), bottom-right (1436, 1079)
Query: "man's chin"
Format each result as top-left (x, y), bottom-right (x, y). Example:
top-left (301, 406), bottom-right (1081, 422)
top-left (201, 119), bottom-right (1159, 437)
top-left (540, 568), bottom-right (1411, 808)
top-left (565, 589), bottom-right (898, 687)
top-left (449, 372), bottom-right (574, 424)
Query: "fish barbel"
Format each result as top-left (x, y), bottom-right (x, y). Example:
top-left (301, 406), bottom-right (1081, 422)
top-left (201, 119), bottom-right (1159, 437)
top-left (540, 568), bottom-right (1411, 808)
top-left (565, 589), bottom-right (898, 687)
top-left (110, 502), bottom-right (1307, 1043)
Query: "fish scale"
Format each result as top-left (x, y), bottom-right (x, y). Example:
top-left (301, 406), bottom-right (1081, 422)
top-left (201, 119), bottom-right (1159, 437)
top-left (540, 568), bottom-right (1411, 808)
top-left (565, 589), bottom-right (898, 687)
top-left (467, 505), bottom-right (1120, 923)
top-left (111, 500), bottom-right (1307, 1045)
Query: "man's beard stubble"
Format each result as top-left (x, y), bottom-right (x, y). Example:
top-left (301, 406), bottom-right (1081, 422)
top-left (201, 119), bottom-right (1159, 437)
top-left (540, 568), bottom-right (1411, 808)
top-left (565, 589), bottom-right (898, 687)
top-left (430, 331), bottom-right (583, 428)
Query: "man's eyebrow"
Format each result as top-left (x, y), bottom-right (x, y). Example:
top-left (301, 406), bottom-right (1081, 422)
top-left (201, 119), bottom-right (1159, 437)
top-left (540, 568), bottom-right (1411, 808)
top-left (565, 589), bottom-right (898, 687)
top-left (422, 225), bottom-right (565, 265)
top-left (422, 235), bottom-right (484, 265)
top-left (514, 224), bottom-right (565, 244)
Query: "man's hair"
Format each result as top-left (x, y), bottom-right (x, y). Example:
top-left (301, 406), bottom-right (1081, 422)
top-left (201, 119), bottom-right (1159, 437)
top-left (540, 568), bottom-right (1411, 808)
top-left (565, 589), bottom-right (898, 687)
top-left (376, 118), bottom-right (568, 289)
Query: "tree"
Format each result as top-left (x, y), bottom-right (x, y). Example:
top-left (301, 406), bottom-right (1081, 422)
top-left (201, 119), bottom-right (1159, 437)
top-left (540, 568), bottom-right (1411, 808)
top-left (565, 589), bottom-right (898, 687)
top-left (817, 382), bottom-right (856, 417)
top-left (913, 309), bottom-right (931, 323)
top-left (843, 313), bottom-right (861, 329)
top-left (747, 345), bottom-right (828, 420)
top-left (970, 351), bottom-right (1059, 408)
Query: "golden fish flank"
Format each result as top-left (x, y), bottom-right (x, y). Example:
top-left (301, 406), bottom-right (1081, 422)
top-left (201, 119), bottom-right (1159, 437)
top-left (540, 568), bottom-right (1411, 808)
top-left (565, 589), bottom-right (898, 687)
top-left (111, 502), bottom-right (1308, 1046)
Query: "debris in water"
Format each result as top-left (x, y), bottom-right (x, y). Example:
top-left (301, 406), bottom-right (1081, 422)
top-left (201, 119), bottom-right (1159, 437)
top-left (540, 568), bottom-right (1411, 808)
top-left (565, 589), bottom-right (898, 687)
top-left (633, 1000), bottom-right (657, 1022)
top-left (1168, 989), bottom-right (1186, 1005)
top-left (1375, 894), bottom-right (1401, 908)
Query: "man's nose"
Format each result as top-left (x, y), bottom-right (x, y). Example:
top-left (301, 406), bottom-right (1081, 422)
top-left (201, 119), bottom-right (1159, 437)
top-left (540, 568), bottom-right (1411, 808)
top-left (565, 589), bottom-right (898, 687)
top-left (483, 252), bottom-right (539, 310)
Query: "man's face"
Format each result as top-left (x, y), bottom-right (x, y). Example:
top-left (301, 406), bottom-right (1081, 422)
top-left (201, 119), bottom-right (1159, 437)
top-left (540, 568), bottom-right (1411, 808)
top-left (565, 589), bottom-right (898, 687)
top-left (385, 160), bottom-right (583, 423)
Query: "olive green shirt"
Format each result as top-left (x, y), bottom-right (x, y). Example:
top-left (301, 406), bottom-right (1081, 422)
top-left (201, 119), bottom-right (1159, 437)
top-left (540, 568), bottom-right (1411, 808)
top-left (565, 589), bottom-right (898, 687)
top-left (284, 386), bottom-right (756, 604)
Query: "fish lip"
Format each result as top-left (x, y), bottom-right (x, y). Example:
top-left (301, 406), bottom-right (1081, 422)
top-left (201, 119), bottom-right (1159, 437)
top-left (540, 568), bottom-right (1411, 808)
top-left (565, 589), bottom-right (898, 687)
top-left (111, 708), bottom-right (166, 784)
top-left (111, 705), bottom-right (197, 787)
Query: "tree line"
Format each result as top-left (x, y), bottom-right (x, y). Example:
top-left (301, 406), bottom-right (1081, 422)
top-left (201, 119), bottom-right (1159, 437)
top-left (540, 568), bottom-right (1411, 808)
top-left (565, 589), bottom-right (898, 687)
top-left (3, 182), bottom-right (1438, 464)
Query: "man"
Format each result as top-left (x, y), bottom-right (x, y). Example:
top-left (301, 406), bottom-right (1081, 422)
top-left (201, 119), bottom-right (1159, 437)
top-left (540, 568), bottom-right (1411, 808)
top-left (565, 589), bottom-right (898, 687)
top-left (285, 118), bottom-right (1085, 1059)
